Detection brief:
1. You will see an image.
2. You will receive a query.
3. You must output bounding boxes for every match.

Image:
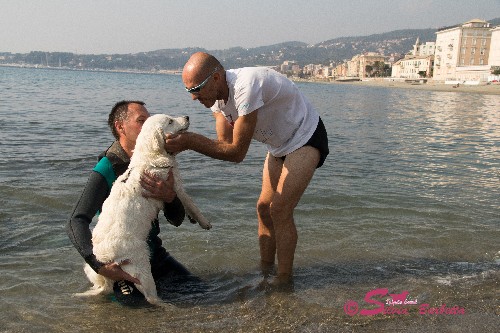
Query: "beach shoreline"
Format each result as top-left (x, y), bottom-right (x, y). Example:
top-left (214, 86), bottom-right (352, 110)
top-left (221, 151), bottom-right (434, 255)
top-left (3, 64), bottom-right (499, 95)
top-left (296, 77), bottom-right (500, 95)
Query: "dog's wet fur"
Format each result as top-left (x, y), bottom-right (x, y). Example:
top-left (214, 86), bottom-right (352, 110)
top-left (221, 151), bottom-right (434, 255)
top-left (75, 114), bottom-right (211, 305)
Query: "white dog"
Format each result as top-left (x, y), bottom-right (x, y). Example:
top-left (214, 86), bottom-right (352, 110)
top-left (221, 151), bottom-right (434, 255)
top-left (76, 114), bottom-right (211, 305)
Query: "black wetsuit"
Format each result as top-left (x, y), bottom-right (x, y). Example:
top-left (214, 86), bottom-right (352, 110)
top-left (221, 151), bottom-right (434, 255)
top-left (67, 141), bottom-right (192, 305)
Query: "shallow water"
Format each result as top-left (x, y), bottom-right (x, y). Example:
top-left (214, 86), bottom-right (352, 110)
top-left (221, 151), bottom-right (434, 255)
top-left (0, 66), bottom-right (499, 332)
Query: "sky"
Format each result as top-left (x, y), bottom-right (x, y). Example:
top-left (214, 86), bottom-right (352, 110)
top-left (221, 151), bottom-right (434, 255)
top-left (1, 0), bottom-right (499, 54)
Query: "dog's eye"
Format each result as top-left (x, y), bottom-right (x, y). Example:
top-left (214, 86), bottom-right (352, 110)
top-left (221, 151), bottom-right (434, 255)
top-left (168, 119), bottom-right (173, 124)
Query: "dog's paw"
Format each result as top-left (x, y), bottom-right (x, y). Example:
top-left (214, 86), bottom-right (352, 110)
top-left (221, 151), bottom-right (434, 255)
top-left (187, 214), bottom-right (212, 230)
top-left (197, 218), bottom-right (212, 230)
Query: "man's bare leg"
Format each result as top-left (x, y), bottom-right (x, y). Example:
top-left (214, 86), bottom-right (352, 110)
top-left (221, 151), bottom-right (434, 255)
top-left (257, 153), bottom-right (282, 277)
top-left (270, 145), bottom-right (320, 285)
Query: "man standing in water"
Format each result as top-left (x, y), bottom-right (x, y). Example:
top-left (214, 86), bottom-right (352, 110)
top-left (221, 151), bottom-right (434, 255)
top-left (164, 52), bottom-right (329, 288)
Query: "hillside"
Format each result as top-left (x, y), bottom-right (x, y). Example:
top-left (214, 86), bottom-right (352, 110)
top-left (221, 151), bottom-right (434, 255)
top-left (144, 29), bottom-right (437, 68)
top-left (1, 18), bottom-right (498, 71)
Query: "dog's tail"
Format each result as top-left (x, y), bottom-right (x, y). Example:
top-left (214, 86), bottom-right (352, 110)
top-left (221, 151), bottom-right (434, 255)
top-left (73, 287), bottom-right (107, 297)
top-left (74, 263), bottom-right (113, 297)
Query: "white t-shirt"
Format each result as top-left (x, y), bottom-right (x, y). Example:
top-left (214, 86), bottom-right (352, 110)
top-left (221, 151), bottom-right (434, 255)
top-left (211, 67), bottom-right (319, 157)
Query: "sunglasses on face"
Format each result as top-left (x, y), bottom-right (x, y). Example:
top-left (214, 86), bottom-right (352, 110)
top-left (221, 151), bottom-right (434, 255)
top-left (185, 67), bottom-right (220, 94)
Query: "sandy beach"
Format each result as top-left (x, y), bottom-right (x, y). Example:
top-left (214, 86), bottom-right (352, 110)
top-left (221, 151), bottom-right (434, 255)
top-left (337, 79), bottom-right (500, 95)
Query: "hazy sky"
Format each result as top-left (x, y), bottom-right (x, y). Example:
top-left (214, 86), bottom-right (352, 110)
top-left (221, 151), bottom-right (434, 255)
top-left (1, 0), bottom-right (499, 54)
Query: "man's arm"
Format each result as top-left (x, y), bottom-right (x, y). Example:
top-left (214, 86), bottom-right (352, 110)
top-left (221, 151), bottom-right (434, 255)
top-left (66, 171), bottom-right (109, 273)
top-left (165, 111), bottom-right (258, 163)
top-left (215, 111), bottom-right (234, 143)
top-left (140, 170), bottom-right (186, 226)
top-left (66, 171), bottom-right (140, 284)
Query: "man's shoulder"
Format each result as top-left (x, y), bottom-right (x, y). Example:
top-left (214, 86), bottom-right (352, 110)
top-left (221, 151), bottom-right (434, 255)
top-left (92, 141), bottom-right (128, 188)
top-left (231, 67), bottom-right (284, 87)
top-left (92, 157), bottom-right (116, 188)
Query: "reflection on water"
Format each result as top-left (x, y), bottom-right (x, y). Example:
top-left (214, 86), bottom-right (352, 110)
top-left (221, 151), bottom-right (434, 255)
top-left (0, 67), bottom-right (499, 332)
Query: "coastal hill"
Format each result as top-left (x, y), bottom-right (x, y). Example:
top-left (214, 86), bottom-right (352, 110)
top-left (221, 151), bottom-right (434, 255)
top-left (1, 17), bottom-right (499, 71)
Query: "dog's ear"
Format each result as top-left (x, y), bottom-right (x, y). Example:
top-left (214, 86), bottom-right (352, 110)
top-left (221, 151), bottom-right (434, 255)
top-left (151, 125), bottom-right (165, 153)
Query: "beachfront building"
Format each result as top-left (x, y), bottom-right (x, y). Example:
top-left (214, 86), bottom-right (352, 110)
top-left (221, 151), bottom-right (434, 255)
top-left (391, 55), bottom-right (434, 79)
top-left (489, 26), bottom-right (500, 66)
top-left (391, 38), bottom-right (434, 79)
top-left (291, 63), bottom-right (300, 74)
top-left (433, 19), bottom-right (492, 83)
top-left (411, 37), bottom-right (436, 56)
top-left (330, 66), bottom-right (337, 78)
top-left (335, 62), bottom-right (348, 78)
top-left (359, 52), bottom-right (386, 78)
top-left (489, 26), bottom-right (500, 82)
top-left (346, 55), bottom-right (360, 77)
top-left (490, 26), bottom-right (500, 65)
top-left (386, 53), bottom-right (403, 67)
top-left (343, 52), bottom-right (386, 78)
top-left (302, 64), bottom-right (313, 76)
top-left (280, 61), bottom-right (301, 76)
top-left (301, 63), bottom-right (331, 79)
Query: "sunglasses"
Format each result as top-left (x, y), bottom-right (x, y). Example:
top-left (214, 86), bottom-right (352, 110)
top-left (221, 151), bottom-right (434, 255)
top-left (185, 67), bottom-right (220, 94)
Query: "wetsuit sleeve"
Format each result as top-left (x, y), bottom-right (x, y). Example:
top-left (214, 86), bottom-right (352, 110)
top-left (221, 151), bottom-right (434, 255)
top-left (66, 171), bottom-right (110, 273)
top-left (163, 196), bottom-right (185, 227)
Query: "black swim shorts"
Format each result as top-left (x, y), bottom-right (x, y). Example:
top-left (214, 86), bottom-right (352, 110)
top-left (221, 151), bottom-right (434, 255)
top-left (280, 117), bottom-right (329, 168)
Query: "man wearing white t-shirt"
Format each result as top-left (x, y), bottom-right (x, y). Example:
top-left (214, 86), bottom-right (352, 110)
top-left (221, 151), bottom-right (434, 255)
top-left (165, 52), bottom-right (329, 288)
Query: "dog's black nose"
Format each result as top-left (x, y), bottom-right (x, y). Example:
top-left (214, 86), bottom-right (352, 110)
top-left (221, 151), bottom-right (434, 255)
top-left (185, 116), bottom-right (189, 121)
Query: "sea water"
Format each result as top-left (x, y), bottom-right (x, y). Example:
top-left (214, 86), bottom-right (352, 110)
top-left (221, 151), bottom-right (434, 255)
top-left (0, 66), bottom-right (498, 332)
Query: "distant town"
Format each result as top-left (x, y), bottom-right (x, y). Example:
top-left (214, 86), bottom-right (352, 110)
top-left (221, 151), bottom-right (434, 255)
top-left (1, 18), bottom-right (499, 85)
top-left (298, 18), bottom-right (500, 85)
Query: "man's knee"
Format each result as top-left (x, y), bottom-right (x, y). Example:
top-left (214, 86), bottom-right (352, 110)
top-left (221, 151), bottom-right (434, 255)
top-left (257, 200), bottom-right (271, 218)
top-left (269, 200), bottom-right (293, 222)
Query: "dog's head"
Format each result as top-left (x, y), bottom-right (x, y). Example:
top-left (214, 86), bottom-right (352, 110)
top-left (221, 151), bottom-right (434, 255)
top-left (134, 114), bottom-right (190, 156)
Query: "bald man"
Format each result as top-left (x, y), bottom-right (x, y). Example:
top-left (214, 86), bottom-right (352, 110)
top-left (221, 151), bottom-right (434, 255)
top-left (165, 52), bottom-right (329, 288)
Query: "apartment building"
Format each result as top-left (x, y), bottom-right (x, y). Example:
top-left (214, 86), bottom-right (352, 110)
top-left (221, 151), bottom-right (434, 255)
top-left (346, 55), bottom-right (361, 77)
top-left (488, 26), bottom-right (500, 81)
top-left (433, 19), bottom-right (492, 82)
top-left (489, 26), bottom-right (500, 66)
top-left (335, 62), bottom-right (348, 77)
top-left (392, 38), bottom-right (434, 79)
top-left (392, 56), bottom-right (434, 79)
top-left (359, 52), bottom-right (386, 78)
top-left (412, 37), bottom-right (436, 56)
top-left (345, 52), bottom-right (386, 78)
top-left (280, 61), bottom-right (301, 75)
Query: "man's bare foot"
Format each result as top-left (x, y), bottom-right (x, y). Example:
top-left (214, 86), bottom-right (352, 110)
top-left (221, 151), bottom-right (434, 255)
top-left (260, 260), bottom-right (276, 278)
top-left (258, 274), bottom-right (294, 293)
top-left (270, 273), bottom-right (294, 290)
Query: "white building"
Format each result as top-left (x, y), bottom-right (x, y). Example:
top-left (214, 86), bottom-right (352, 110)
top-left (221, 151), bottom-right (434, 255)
top-left (391, 38), bottom-right (434, 79)
top-left (488, 26), bottom-right (500, 82)
top-left (488, 26), bottom-right (500, 66)
top-left (392, 56), bottom-right (433, 79)
top-left (433, 19), bottom-right (492, 83)
top-left (411, 37), bottom-right (436, 56)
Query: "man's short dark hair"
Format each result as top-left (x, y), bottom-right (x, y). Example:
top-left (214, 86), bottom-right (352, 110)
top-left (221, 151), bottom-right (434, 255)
top-left (108, 100), bottom-right (145, 139)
